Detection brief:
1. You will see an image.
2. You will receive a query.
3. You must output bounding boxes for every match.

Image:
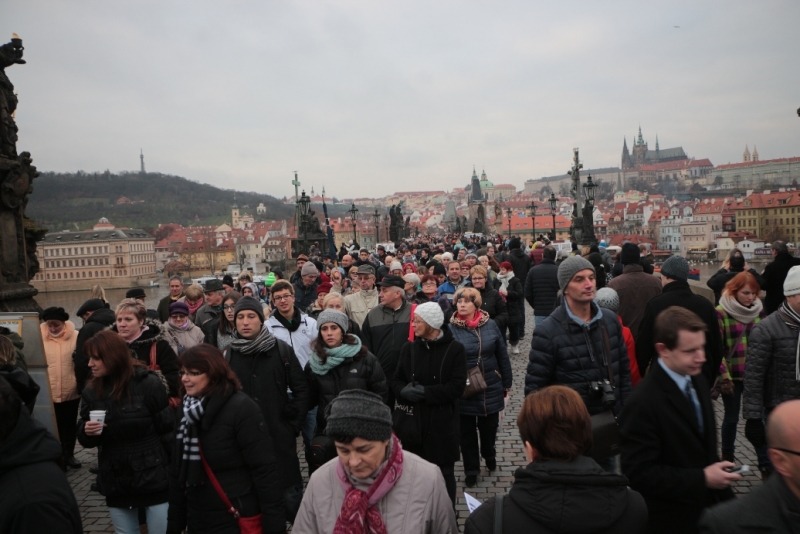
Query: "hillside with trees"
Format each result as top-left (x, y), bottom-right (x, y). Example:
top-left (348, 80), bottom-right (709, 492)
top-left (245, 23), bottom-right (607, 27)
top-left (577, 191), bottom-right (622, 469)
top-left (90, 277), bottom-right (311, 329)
top-left (27, 171), bottom-right (295, 232)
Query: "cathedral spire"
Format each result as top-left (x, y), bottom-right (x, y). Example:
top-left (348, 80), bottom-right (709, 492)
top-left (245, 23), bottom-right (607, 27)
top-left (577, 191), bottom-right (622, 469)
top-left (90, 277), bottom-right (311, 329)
top-left (655, 135), bottom-right (660, 151)
top-left (752, 145), bottom-right (759, 162)
top-left (637, 125), bottom-right (644, 146)
top-left (472, 165), bottom-right (477, 179)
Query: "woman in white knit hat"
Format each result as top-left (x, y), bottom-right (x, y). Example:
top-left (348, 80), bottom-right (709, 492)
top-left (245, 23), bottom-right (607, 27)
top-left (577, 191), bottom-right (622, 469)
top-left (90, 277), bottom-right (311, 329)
top-left (391, 302), bottom-right (468, 506)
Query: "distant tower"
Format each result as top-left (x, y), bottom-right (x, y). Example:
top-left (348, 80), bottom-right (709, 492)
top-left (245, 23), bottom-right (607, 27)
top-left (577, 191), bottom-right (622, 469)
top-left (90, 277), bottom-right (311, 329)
top-left (743, 145), bottom-right (751, 162)
top-left (139, 149), bottom-right (145, 174)
top-left (621, 137), bottom-right (632, 170)
top-left (232, 194), bottom-right (241, 227)
top-left (632, 126), bottom-right (649, 167)
top-left (311, 185), bottom-right (315, 196)
top-left (752, 145), bottom-right (759, 162)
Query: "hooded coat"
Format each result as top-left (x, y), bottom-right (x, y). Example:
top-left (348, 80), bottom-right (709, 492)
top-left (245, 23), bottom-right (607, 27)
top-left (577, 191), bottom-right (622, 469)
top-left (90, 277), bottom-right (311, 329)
top-left (0, 408), bottom-right (82, 534)
top-left (464, 457), bottom-right (647, 534)
top-left (111, 318), bottom-right (180, 397)
top-left (40, 321), bottom-right (78, 403)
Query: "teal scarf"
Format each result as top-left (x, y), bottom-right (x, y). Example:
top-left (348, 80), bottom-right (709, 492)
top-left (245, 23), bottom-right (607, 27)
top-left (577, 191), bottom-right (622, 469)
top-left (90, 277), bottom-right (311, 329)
top-left (310, 337), bottom-right (362, 375)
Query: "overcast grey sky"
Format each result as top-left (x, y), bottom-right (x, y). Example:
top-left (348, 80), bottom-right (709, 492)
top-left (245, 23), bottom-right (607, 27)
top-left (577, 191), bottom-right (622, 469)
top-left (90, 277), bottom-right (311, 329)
top-left (4, 1), bottom-right (799, 199)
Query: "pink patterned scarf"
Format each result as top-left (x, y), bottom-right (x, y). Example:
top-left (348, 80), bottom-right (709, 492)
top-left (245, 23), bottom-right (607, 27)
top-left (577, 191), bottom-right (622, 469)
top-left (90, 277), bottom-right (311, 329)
top-left (333, 434), bottom-right (404, 534)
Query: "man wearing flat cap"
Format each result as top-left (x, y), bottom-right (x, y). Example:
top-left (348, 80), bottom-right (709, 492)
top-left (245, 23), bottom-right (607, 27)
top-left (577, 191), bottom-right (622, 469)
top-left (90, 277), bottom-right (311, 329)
top-left (193, 278), bottom-right (225, 328)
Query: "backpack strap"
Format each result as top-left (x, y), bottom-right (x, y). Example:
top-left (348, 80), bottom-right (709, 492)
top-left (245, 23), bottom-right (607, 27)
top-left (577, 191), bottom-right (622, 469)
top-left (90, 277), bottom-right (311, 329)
top-left (493, 494), bottom-right (504, 534)
top-left (149, 342), bottom-right (158, 370)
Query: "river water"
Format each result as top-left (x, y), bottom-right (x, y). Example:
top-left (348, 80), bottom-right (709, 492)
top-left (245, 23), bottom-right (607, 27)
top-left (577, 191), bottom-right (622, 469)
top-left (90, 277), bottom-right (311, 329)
top-left (36, 259), bottom-right (774, 321)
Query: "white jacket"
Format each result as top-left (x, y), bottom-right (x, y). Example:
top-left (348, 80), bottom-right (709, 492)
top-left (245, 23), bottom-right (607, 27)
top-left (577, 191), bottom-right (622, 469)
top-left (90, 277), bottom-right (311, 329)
top-left (265, 311), bottom-right (318, 369)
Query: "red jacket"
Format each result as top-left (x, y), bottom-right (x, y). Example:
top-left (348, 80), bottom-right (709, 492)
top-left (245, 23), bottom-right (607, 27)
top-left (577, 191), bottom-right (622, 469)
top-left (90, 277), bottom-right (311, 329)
top-left (618, 315), bottom-right (641, 386)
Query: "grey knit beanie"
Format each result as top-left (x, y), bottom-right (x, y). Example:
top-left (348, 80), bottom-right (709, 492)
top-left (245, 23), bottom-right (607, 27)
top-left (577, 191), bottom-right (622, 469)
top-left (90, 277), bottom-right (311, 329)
top-left (557, 256), bottom-right (595, 290)
top-left (325, 390), bottom-right (393, 441)
top-left (661, 255), bottom-right (689, 282)
top-left (301, 262), bottom-right (319, 277)
top-left (595, 287), bottom-right (620, 313)
top-left (317, 309), bottom-right (349, 334)
top-left (233, 296), bottom-right (265, 323)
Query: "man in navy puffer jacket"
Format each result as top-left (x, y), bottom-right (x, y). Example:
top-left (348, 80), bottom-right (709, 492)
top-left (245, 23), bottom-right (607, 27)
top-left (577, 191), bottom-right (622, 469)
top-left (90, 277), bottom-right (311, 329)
top-left (525, 256), bottom-right (631, 417)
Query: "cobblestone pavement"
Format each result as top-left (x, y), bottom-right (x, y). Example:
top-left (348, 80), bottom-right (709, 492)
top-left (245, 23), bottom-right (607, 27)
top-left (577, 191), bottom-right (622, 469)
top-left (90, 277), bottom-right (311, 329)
top-left (68, 306), bottom-right (762, 532)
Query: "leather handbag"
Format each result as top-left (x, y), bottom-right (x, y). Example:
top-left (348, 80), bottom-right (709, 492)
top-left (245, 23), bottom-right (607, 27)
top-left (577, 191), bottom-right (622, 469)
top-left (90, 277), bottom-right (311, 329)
top-left (462, 357), bottom-right (488, 399)
top-left (148, 343), bottom-right (181, 408)
top-left (201, 449), bottom-right (263, 534)
top-left (586, 323), bottom-right (622, 462)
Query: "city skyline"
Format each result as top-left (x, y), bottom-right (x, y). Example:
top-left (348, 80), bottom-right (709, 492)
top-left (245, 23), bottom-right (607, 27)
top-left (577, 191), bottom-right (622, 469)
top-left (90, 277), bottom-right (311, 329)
top-left (4, 1), bottom-right (799, 198)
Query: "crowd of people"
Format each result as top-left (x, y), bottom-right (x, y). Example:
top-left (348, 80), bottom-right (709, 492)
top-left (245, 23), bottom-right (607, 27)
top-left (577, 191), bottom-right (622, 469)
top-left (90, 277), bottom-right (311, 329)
top-left (1, 234), bottom-right (799, 534)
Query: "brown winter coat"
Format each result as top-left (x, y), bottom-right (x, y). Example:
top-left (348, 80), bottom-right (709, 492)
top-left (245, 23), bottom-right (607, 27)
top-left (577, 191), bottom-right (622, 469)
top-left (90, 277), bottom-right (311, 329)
top-left (41, 321), bottom-right (79, 403)
top-left (608, 264), bottom-right (662, 338)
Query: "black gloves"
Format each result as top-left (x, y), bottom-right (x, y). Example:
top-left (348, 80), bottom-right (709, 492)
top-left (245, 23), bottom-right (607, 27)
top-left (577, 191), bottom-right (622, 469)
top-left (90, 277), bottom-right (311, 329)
top-left (745, 419), bottom-right (766, 448)
top-left (400, 383), bottom-right (425, 403)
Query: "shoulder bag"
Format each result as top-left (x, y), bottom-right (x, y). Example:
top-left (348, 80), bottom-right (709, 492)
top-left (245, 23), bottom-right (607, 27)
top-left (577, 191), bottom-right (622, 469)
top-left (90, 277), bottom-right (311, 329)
top-left (200, 448), bottom-right (263, 534)
top-left (148, 343), bottom-right (181, 408)
top-left (463, 329), bottom-right (488, 398)
top-left (586, 321), bottom-right (622, 462)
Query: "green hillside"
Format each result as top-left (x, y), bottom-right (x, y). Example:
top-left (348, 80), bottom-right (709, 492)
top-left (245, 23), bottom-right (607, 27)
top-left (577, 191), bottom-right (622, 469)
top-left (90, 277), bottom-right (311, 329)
top-left (26, 171), bottom-right (295, 232)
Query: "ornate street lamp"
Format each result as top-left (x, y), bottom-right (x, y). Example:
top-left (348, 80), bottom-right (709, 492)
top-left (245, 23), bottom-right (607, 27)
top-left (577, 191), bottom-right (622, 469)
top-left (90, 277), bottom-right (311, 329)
top-left (298, 190), bottom-right (311, 253)
top-left (383, 213), bottom-right (389, 242)
top-left (505, 206), bottom-right (513, 240)
top-left (583, 174), bottom-right (597, 205)
top-left (373, 209), bottom-right (381, 243)
top-left (582, 174), bottom-right (598, 245)
top-left (527, 200), bottom-right (537, 241)
top-left (348, 202), bottom-right (359, 245)
top-left (548, 193), bottom-right (557, 241)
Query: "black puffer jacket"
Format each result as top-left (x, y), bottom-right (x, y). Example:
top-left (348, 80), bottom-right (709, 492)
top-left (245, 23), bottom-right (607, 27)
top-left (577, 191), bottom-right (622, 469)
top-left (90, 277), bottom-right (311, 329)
top-left (465, 457), bottom-right (647, 534)
top-left (73, 307), bottom-right (116, 392)
top-left (168, 387), bottom-right (285, 534)
top-left (77, 369), bottom-right (174, 508)
top-left (391, 327), bottom-right (467, 465)
top-left (477, 286), bottom-right (509, 333)
top-left (525, 258), bottom-right (560, 317)
top-left (227, 338), bottom-right (310, 490)
top-left (111, 319), bottom-right (180, 397)
top-left (450, 311), bottom-right (513, 417)
top-left (742, 311), bottom-right (800, 420)
top-left (305, 348), bottom-right (388, 431)
top-left (0, 406), bottom-right (83, 534)
top-left (526, 303), bottom-right (631, 415)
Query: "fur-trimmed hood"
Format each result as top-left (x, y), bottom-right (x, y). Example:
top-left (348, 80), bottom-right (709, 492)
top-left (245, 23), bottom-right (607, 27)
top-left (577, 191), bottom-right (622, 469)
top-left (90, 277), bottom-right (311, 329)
top-left (110, 318), bottom-right (168, 349)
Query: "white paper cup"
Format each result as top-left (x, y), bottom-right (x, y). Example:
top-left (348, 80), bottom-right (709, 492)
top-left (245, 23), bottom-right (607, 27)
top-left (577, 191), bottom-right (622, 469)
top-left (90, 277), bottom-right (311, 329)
top-left (89, 410), bottom-right (106, 433)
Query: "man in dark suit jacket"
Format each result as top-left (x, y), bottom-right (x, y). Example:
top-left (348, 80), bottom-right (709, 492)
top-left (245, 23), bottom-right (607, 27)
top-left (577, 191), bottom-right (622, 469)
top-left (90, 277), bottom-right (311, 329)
top-left (620, 306), bottom-right (739, 534)
top-left (699, 399), bottom-right (800, 533)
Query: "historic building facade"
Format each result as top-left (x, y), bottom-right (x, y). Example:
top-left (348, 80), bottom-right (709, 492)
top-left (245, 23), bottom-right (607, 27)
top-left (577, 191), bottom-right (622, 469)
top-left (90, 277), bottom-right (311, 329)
top-left (621, 127), bottom-right (688, 170)
top-left (32, 218), bottom-right (157, 292)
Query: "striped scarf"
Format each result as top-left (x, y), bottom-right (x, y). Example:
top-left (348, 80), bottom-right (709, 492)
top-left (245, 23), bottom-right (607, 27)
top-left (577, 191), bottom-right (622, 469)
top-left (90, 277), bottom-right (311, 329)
top-left (777, 301), bottom-right (800, 381)
top-left (229, 324), bottom-right (276, 355)
top-left (177, 395), bottom-right (206, 486)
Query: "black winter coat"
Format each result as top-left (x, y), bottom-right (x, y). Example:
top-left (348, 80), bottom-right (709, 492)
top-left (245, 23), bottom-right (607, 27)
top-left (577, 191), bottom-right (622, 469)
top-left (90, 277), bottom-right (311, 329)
top-left (524, 258), bottom-right (560, 317)
top-left (742, 311), bottom-right (800, 420)
top-left (450, 312), bottom-right (512, 417)
top-left (227, 338), bottom-right (310, 489)
top-left (498, 275), bottom-right (524, 325)
top-left (168, 388), bottom-right (285, 534)
top-left (73, 307), bottom-right (116, 392)
top-left (506, 248), bottom-right (531, 284)
top-left (706, 267), bottom-right (766, 305)
top-left (635, 280), bottom-right (723, 385)
top-left (619, 362), bottom-right (733, 534)
top-left (111, 319), bottom-right (181, 397)
top-left (476, 286), bottom-right (508, 332)
top-left (305, 349), bottom-right (387, 432)
top-left (391, 327), bottom-right (467, 464)
top-left (361, 300), bottom-right (413, 407)
top-left (699, 474), bottom-right (800, 534)
top-left (464, 457), bottom-right (647, 534)
top-left (77, 369), bottom-right (174, 508)
top-left (293, 279), bottom-right (319, 312)
top-left (526, 303), bottom-right (631, 415)
top-left (0, 408), bottom-right (82, 534)
top-left (762, 252), bottom-right (800, 314)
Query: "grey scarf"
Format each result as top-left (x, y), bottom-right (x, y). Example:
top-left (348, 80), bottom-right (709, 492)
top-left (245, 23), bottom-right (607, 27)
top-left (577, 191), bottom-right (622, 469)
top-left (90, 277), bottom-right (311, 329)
top-left (229, 324), bottom-right (276, 355)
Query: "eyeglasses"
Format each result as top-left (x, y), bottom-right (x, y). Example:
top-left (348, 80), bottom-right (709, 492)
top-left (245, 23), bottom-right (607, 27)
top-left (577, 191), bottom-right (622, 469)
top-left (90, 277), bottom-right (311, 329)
top-left (772, 447), bottom-right (800, 457)
top-left (273, 294), bottom-right (293, 302)
top-left (170, 314), bottom-right (187, 319)
top-left (179, 370), bottom-right (205, 377)
top-left (223, 305), bottom-right (236, 311)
